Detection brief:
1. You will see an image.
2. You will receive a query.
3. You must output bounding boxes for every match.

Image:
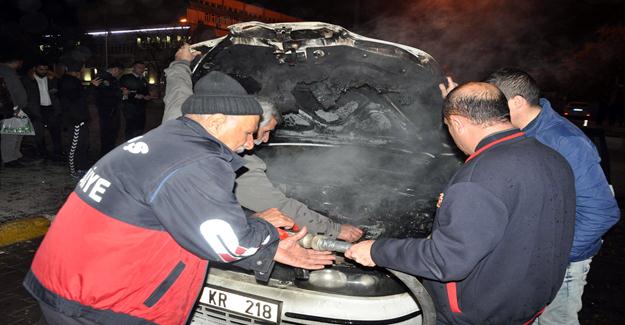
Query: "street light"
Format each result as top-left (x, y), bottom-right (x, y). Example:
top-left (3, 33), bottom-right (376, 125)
top-left (179, 18), bottom-right (188, 23)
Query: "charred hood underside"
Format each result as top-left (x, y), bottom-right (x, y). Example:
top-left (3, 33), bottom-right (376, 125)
top-left (192, 23), bottom-right (461, 239)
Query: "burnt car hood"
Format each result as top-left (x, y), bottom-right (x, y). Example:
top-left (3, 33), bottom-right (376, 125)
top-left (191, 22), bottom-right (461, 238)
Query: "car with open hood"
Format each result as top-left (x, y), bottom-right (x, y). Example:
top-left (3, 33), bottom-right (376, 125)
top-left (187, 21), bottom-right (461, 325)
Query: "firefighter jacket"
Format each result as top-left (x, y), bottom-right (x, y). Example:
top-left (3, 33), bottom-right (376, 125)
top-left (371, 129), bottom-right (576, 324)
top-left (526, 99), bottom-right (620, 262)
top-left (24, 117), bottom-right (280, 325)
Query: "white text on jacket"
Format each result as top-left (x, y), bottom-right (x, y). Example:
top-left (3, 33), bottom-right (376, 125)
top-left (78, 167), bottom-right (111, 203)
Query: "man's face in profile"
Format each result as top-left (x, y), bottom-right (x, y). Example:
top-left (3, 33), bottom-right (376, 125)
top-left (220, 115), bottom-right (260, 153)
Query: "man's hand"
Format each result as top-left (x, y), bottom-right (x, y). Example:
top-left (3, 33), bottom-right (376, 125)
top-left (274, 227), bottom-right (335, 269)
top-left (337, 224), bottom-right (364, 243)
top-left (175, 43), bottom-right (202, 62)
top-left (254, 208), bottom-right (295, 229)
top-left (438, 76), bottom-right (458, 99)
top-left (90, 77), bottom-right (102, 87)
top-left (344, 240), bottom-right (376, 267)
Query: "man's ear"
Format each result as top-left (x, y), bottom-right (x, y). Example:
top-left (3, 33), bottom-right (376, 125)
top-left (448, 115), bottom-right (465, 134)
top-left (508, 95), bottom-right (527, 112)
top-left (205, 114), bottom-right (227, 134)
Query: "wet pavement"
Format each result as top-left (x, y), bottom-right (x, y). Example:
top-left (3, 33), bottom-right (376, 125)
top-left (0, 239), bottom-right (43, 324)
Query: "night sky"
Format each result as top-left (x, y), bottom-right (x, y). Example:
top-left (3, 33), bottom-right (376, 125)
top-left (1, 0), bottom-right (624, 99)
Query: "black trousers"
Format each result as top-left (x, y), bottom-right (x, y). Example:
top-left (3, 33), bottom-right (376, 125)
top-left (68, 121), bottom-right (89, 174)
top-left (97, 106), bottom-right (120, 157)
top-left (32, 106), bottom-right (63, 157)
top-left (123, 103), bottom-right (146, 141)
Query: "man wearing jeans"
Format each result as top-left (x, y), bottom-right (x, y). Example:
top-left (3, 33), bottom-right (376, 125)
top-left (486, 68), bottom-right (620, 325)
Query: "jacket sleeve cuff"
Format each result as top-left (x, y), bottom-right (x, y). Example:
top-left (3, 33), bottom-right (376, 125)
top-left (230, 219), bottom-right (280, 282)
top-left (370, 238), bottom-right (390, 267)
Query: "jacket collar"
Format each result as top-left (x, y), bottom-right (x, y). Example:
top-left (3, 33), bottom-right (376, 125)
top-left (179, 116), bottom-right (246, 170)
top-left (522, 98), bottom-right (556, 136)
top-left (466, 128), bottom-right (524, 163)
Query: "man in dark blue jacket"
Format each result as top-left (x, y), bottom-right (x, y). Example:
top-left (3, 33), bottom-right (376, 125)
top-left (346, 82), bottom-right (576, 324)
top-left (25, 71), bottom-right (334, 325)
top-left (486, 68), bottom-right (620, 325)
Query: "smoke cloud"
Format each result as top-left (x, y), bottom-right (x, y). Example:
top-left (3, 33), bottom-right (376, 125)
top-left (355, 0), bottom-right (624, 100)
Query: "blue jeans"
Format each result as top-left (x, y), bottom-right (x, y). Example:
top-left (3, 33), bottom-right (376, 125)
top-left (534, 258), bottom-right (592, 325)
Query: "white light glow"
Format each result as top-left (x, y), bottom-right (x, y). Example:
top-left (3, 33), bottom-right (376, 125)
top-left (87, 26), bottom-right (190, 36)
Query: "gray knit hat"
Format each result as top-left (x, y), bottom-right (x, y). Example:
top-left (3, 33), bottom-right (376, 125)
top-left (181, 71), bottom-right (262, 116)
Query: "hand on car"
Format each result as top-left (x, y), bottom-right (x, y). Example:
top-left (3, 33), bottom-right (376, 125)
top-left (255, 208), bottom-right (295, 229)
top-left (337, 224), bottom-right (364, 242)
top-left (274, 226), bottom-right (335, 269)
top-left (438, 76), bottom-right (458, 99)
top-left (176, 43), bottom-right (202, 62)
top-left (344, 240), bottom-right (376, 267)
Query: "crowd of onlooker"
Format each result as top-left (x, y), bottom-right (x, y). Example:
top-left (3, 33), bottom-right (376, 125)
top-left (0, 49), bottom-right (155, 179)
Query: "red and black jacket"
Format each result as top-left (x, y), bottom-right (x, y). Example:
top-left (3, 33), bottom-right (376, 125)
top-left (371, 129), bottom-right (576, 324)
top-left (24, 117), bottom-right (280, 324)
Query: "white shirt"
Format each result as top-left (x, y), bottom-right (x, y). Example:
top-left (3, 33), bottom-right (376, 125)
top-left (34, 75), bottom-right (52, 106)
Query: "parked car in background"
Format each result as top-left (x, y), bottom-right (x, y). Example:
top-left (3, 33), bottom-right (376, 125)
top-left (560, 100), bottom-right (611, 183)
top-left (562, 101), bottom-right (598, 127)
top-left (187, 21), bottom-right (461, 325)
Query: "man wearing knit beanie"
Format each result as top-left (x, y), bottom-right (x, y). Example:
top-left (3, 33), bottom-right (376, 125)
top-left (24, 69), bottom-right (335, 324)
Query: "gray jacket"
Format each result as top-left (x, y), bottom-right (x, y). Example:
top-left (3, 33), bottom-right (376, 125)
top-left (162, 60), bottom-right (191, 122)
top-left (0, 64), bottom-right (27, 110)
top-left (235, 154), bottom-right (341, 237)
top-left (162, 60), bottom-right (341, 237)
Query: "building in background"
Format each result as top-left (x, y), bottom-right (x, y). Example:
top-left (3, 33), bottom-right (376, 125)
top-left (81, 0), bottom-right (299, 86)
top-left (185, 0), bottom-right (300, 36)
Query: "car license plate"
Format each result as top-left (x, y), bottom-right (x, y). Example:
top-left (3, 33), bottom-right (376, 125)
top-left (199, 285), bottom-right (282, 323)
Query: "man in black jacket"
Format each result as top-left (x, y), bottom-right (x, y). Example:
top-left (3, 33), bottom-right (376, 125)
top-left (120, 61), bottom-right (152, 140)
top-left (92, 62), bottom-right (126, 157)
top-left (346, 82), bottom-right (576, 324)
top-left (22, 60), bottom-right (63, 160)
top-left (58, 61), bottom-right (89, 178)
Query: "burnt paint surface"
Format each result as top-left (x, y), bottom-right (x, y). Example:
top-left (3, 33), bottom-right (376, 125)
top-left (194, 40), bottom-right (462, 239)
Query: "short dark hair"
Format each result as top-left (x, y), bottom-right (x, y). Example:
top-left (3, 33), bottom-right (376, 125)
top-left (33, 57), bottom-right (50, 68)
top-left (109, 62), bottom-right (124, 70)
top-left (131, 61), bottom-right (146, 67)
top-left (485, 68), bottom-right (540, 106)
top-left (443, 82), bottom-right (510, 125)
